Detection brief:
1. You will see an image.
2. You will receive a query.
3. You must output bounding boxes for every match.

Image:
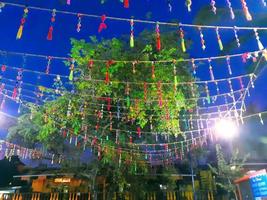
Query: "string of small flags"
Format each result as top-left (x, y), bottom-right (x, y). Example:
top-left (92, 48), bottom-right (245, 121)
top-left (1, 2), bottom-right (267, 50)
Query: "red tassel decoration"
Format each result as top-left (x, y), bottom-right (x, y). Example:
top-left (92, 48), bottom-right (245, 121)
top-left (137, 127), bottom-right (141, 138)
top-left (88, 59), bottom-right (94, 69)
top-left (98, 15), bottom-right (107, 33)
top-left (105, 60), bottom-right (114, 84)
top-left (47, 9), bottom-right (56, 41)
top-left (155, 23), bottom-right (161, 51)
top-left (124, 0), bottom-right (129, 8)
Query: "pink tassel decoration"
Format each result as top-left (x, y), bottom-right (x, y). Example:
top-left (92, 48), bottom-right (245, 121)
top-left (67, 0), bottom-right (71, 5)
top-left (47, 9), bottom-right (56, 41)
top-left (98, 15), bottom-right (107, 33)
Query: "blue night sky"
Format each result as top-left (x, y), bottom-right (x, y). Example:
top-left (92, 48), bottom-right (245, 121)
top-left (0, 0), bottom-right (267, 161)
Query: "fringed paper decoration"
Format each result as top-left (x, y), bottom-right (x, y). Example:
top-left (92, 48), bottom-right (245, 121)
top-left (233, 26), bottom-right (241, 47)
top-left (16, 7), bottom-right (28, 40)
top-left (240, 0), bottom-right (252, 21)
top-left (98, 15), bottom-right (107, 33)
top-left (47, 9), bottom-right (56, 41)
top-left (226, 56), bottom-right (232, 75)
top-left (185, 0), bottom-right (192, 12)
top-left (69, 59), bottom-right (75, 81)
top-left (132, 61), bottom-right (137, 74)
top-left (143, 82), bottom-right (147, 103)
top-left (105, 60), bottom-right (114, 84)
top-left (254, 29), bottom-right (264, 50)
top-left (250, 74), bottom-right (255, 88)
top-left (167, 0), bottom-right (172, 12)
top-left (216, 27), bottom-right (223, 51)
top-left (151, 62), bottom-right (156, 79)
top-left (173, 63), bottom-right (177, 91)
top-left (179, 27), bottom-right (186, 52)
top-left (210, 0), bottom-right (217, 14)
top-left (205, 82), bottom-right (211, 104)
top-left (67, 0), bottom-right (71, 5)
top-left (239, 77), bottom-right (244, 90)
top-left (259, 113), bottom-right (264, 125)
top-left (130, 19), bottom-right (134, 48)
top-left (76, 13), bottom-right (82, 32)
top-left (198, 27), bottom-right (206, 50)
top-left (0, 95), bottom-right (5, 110)
top-left (155, 22), bottom-right (161, 51)
top-left (124, 0), bottom-right (129, 8)
top-left (208, 58), bottom-right (215, 80)
top-left (226, 0), bottom-right (235, 19)
top-left (46, 56), bottom-right (52, 74)
top-left (215, 81), bottom-right (220, 95)
top-left (157, 81), bottom-right (163, 108)
top-left (228, 79), bottom-right (234, 95)
top-left (191, 59), bottom-right (196, 75)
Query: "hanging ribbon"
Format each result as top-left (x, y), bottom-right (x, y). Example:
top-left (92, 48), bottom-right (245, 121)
top-left (185, 0), bottom-right (192, 12)
top-left (233, 26), bottom-right (241, 47)
top-left (98, 15), bottom-right (107, 33)
top-left (240, 0), bottom-right (252, 21)
top-left (179, 27), bottom-right (186, 52)
top-left (47, 9), bottom-right (56, 40)
top-left (226, 0), bottom-right (235, 19)
top-left (253, 29), bottom-right (264, 50)
top-left (130, 19), bottom-right (134, 48)
top-left (167, 0), bottom-right (172, 12)
top-left (16, 7), bottom-right (28, 40)
top-left (76, 13), bottom-right (82, 32)
top-left (198, 27), bottom-right (206, 50)
top-left (216, 27), bottom-right (223, 51)
top-left (210, 0), bottom-right (217, 14)
top-left (155, 22), bottom-right (161, 51)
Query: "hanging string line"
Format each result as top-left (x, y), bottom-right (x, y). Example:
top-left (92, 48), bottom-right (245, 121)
top-left (2, 2), bottom-right (267, 31)
top-left (0, 48), bottom-right (264, 64)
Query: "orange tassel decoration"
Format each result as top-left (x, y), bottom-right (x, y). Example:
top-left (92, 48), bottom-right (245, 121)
top-left (16, 7), bottom-right (28, 40)
top-left (47, 9), bottom-right (56, 40)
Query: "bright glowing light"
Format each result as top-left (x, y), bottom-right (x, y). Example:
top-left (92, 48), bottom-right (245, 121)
top-left (214, 118), bottom-right (238, 139)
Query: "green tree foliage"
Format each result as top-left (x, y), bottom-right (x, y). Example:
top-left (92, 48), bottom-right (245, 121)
top-left (8, 30), bottom-right (197, 195)
top-left (209, 144), bottom-right (249, 197)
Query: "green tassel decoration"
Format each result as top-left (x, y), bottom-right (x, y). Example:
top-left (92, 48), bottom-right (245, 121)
top-left (69, 70), bottom-right (74, 81)
top-left (126, 96), bottom-right (130, 107)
